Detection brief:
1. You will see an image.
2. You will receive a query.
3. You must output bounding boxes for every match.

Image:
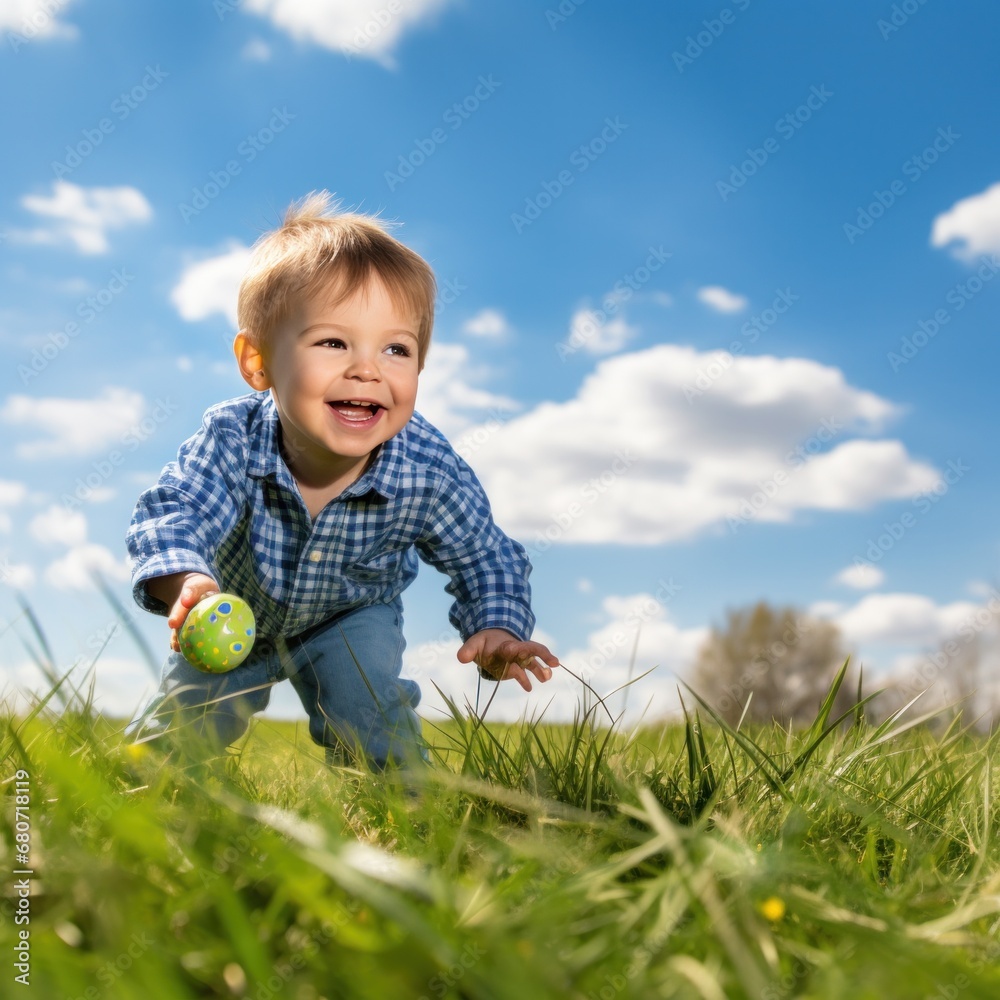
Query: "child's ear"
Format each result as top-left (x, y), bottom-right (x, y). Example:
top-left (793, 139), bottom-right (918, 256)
top-left (234, 331), bottom-right (272, 390)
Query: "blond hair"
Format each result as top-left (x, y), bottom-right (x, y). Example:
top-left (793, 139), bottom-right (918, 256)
top-left (237, 191), bottom-right (436, 368)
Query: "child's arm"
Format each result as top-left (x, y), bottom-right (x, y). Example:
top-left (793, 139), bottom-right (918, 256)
top-left (457, 628), bottom-right (558, 691)
top-left (127, 404), bottom-right (248, 628)
top-left (146, 571), bottom-right (220, 652)
top-left (414, 441), bottom-right (557, 685)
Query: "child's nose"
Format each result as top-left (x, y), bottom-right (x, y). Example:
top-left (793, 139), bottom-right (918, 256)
top-left (345, 353), bottom-right (380, 379)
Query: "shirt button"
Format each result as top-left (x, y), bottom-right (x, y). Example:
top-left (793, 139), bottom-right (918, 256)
top-left (308, 550), bottom-right (322, 563)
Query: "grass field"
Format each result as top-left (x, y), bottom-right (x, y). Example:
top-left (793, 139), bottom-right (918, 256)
top-left (1, 653), bottom-right (998, 1000)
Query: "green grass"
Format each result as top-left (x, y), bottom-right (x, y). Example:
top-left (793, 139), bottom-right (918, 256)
top-left (1, 644), bottom-right (999, 999)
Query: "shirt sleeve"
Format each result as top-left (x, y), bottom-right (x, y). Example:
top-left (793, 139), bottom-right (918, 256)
top-left (126, 408), bottom-right (247, 615)
top-left (415, 454), bottom-right (535, 643)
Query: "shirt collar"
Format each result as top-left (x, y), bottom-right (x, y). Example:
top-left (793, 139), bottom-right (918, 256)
top-left (246, 393), bottom-right (402, 500)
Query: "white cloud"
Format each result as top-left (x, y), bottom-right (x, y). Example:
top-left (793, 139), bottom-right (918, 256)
top-left (242, 38), bottom-right (272, 60)
top-left (0, 0), bottom-right (78, 39)
top-left (650, 291), bottom-right (674, 308)
top-left (92, 657), bottom-right (160, 715)
top-left (44, 543), bottom-right (129, 590)
top-left (462, 308), bottom-right (508, 339)
top-left (29, 506), bottom-right (87, 547)
top-left (81, 486), bottom-right (116, 504)
top-left (0, 657), bottom-right (155, 718)
top-left (555, 591), bottom-right (707, 718)
top-left (241, 0), bottom-right (458, 69)
top-left (820, 593), bottom-right (980, 647)
top-left (834, 563), bottom-right (885, 590)
top-left (416, 341), bottom-right (518, 440)
top-left (930, 182), bottom-right (1000, 261)
top-left (776, 439), bottom-right (935, 513)
top-left (0, 480), bottom-right (27, 506)
top-left (697, 285), bottom-right (748, 313)
top-left (1, 387), bottom-right (146, 459)
top-left (171, 242), bottom-right (252, 329)
top-left (462, 344), bottom-right (937, 545)
top-left (403, 591), bottom-right (704, 724)
top-left (566, 307), bottom-right (636, 355)
top-left (0, 561), bottom-right (35, 589)
top-left (12, 502), bottom-right (92, 592)
top-left (809, 600), bottom-right (844, 618)
top-left (17, 181), bottom-right (152, 255)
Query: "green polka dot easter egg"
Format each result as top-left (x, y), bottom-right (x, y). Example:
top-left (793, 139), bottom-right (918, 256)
top-left (179, 593), bottom-right (256, 674)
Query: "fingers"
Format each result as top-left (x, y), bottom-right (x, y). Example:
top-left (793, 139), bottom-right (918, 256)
top-left (480, 642), bottom-right (558, 690)
top-left (458, 631), bottom-right (560, 691)
top-left (481, 661), bottom-right (533, 692)
top-left (507, 664), bottom-right (532, 692)
top-left (455, 636), bottom-right (482, 664)
top-left (167, 575), bottom-right (219, 629)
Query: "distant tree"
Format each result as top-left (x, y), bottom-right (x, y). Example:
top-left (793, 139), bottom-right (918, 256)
top-left (689, 600), bottom-right (853, 726)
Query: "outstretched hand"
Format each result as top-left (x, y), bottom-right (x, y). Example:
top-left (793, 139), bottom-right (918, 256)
top-left (146, 571), bottom-right (220, 653)
top-left (457, 628), bottom-right (559, 691)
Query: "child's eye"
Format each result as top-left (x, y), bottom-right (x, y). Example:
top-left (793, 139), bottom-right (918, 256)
top-left (386, 344), bottom-right (412, 357)
top-left (317, 338), bottom-right (346, 349)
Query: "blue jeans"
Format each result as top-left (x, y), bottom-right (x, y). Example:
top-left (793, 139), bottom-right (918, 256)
top-left (126, 602), bottom-right (426, 768)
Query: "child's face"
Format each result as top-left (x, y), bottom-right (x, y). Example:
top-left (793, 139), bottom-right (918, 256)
top-left (263, 276), bottom-right (421, 481)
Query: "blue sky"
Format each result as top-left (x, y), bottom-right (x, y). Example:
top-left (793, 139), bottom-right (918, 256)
top-left (1, 0), bottom-right (998, 727)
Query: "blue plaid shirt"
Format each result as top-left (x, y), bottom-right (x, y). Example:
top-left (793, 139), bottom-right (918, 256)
top-left (127, 392), bottom-right (535, 642)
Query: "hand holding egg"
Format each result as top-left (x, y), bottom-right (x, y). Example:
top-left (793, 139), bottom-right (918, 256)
top-left (178, 593), bottom-right (256, 673)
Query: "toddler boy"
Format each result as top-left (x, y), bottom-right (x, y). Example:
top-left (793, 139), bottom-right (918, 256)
top-left (125, 191), bottom-right (557, 767)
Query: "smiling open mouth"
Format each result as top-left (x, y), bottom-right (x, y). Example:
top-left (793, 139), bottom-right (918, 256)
top-left (327, 400), bottom-right (385, 424)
